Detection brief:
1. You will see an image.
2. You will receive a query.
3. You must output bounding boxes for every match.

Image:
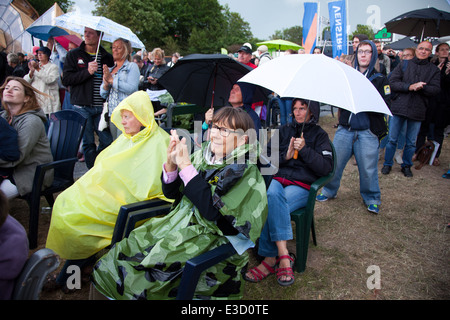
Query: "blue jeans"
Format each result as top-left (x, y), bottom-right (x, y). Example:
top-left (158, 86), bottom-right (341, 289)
top-left (322, 126), bottom-right (381, 205)
top-left (380, 116), bottom-right (406, 149)
top-left (74, 105), bottom-right (113, 169)
top-left (258, 179), bottom-right (309, 257)
top-left (277, 98), bottom-right (292, 126)
top-left (383, 115), bottom-right (421, 168)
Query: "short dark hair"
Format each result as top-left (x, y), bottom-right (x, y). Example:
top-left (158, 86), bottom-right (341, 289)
top-left (132, 54), bottom-right (142, 62)
top-left (353, 34), bottom-right (369, 41)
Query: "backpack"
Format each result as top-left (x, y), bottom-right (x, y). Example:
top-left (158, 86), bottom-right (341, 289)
top-left (414, 140), bottom-right (435, 170)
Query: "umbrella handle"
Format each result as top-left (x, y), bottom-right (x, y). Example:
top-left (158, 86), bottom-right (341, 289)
top-left (293, 100), bottom-right (310, 160)
top-left (95, 32), bottom-right (103, 61)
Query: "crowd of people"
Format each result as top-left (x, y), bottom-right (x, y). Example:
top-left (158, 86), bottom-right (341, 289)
top-left (0, 24), bottom-right (448, 300)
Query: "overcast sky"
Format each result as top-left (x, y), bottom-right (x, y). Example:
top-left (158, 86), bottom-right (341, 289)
top-left (73, 0), bottom-right (450, 39)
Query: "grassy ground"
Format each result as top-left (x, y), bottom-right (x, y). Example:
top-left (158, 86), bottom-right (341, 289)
top-left (8, 114), bottom-right (449, 300)
top-left (244, 115), bottom-right (449, 300)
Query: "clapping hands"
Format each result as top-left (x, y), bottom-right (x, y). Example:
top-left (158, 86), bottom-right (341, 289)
top-left (166, 130), bottom-right (191, 171)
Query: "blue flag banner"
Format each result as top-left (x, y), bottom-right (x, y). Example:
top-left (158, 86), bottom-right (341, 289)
top-left (302, 2), bottom-right (318, 54)
top-left (328, 0), bottom-right (348, 58)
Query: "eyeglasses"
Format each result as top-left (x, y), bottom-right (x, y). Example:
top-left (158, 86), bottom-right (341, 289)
top-left (417, 47), bottom-right (432, 52)
top-left (357, 50), bottom-right (372, 55)
top-left (211, 124), bottom-right (240, 137)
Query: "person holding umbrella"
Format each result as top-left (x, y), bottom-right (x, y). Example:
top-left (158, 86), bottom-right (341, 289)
top-left (245, 98), bottom-right (333, 286)
top-left (62, 27), bottom-right (114, 169)
top-left (204, 82), bottom-right (262, 139)
top-left (316, 40), bottom-right (391, 214)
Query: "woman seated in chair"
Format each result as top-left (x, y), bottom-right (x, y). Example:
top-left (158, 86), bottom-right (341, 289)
top-left (45, 91), bottom-right (171, 292)
top-left (0, 76), bottom-right (53, 200)
top-left (244, 98), bottom-right (333, 286)
top-left (91, 107), bottom-right (268, 300)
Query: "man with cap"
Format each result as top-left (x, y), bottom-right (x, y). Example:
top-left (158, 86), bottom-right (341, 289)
top-left (257, 45), bottom-right (272, 66)
top-left (237, 44), bottom-right (257, 69)
top-left (62, 27), bottom-right (114, 169)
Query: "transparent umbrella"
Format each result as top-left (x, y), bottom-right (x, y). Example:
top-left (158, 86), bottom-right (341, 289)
top-left (54, 12), bottom-right (145, 49)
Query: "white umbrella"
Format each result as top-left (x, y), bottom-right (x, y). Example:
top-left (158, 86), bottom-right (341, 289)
top-left (238, 54), bottom-right (392, 116)
top-left (54, 12), bottom-right (145, 49)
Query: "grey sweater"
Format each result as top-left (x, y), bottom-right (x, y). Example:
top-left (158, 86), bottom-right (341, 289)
top-left (0, 109), bottom-right (53, 196)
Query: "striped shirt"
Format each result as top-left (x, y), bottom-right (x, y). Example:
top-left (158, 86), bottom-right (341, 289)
top-left (88, 51), bottom-right (104, 109)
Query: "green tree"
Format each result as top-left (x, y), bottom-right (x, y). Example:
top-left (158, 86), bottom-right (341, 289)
top-left (94, 0), bottom-right (166, 50)
top-left (93, 0), bottom-right (252, 54)
top-left (28, 0), bottom-right (73, 15)
top-left (349, 24), bottom-right (375, 40)
top-left (269, 26), bottom-right (303, 45)
top-left (221, 5), bottom-right (252, 49)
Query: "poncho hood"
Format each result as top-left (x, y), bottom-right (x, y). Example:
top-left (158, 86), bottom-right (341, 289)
top-left (111, 91), bottom-right (158, 142)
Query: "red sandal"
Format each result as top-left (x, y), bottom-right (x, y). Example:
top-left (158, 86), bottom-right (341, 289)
top-left (276, 254), bottom-right (295, 286)
top-left (244, 260), bottom-right (276, 283)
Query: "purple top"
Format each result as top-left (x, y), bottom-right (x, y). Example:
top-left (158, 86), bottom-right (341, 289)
top-left (0, 215), bottom-right (28, 300)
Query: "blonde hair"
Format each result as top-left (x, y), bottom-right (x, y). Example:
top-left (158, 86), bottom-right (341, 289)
top-left (151, 48), bottom-right (166, 64)
top-left (113, 38), bottom-right (132, 61)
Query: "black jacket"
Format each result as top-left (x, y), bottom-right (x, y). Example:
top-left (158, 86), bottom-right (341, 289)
top-left (389, 56), bottom-right (440, 121)
top-left (269, 100), bottom-right (333, 186)
top-left (62, 42), bottom-right (114, 106)
top-left (161, 173), bottom-right (238, 236)
top-left (142, 63), bottom-right (170, 91)
top-left (274, 121), bottom-right (333, 186)
top-left (0, 116), bottom-right (20, 177)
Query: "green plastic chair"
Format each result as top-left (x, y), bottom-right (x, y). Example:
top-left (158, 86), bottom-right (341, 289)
top-left (290, 142), bottom-right (336, 273)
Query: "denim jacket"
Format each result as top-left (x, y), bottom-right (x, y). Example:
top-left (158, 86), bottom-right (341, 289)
top-left (100, 60), bottom-right (140, 115)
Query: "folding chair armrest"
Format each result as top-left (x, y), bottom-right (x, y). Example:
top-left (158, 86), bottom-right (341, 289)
top-left (176, 242), bottom-right (236, 300)
top-left (29, 157), bottom-right (78, 203)
top-left (123, 204), bottom-right (171, 239)
top-left (111, 199), bottom-right (172, 245)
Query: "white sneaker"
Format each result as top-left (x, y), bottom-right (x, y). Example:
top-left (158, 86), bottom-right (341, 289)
top-left (394, 149), bottom-right (403, 164)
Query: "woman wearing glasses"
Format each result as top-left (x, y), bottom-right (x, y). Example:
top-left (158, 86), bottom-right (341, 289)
top-left (92, 107), bottom-right (268, 300)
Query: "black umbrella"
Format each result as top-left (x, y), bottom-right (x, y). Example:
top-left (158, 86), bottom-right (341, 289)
top-left (388, 37), bottom-right (418, 50)
top-left (158, 53), bottom-right (268, 108)
top-left (385, 7), bottom-right (450, 41)
top-left (388, 36), bottom-right (440, 50)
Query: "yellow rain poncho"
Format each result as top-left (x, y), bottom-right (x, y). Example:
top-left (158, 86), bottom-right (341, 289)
top-left (46, 91), bottom-right (171, 260)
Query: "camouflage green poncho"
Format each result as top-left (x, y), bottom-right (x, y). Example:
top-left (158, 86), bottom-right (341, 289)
top-left (92, 141), bottom-right (268, 300)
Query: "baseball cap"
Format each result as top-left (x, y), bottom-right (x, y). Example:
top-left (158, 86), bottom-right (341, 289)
top-left (237, 45), bottom-right (252, 54)
top-left (257, 45), bottom-right (268, 53)
top-left (37, 46), bottom-right (52, 57)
